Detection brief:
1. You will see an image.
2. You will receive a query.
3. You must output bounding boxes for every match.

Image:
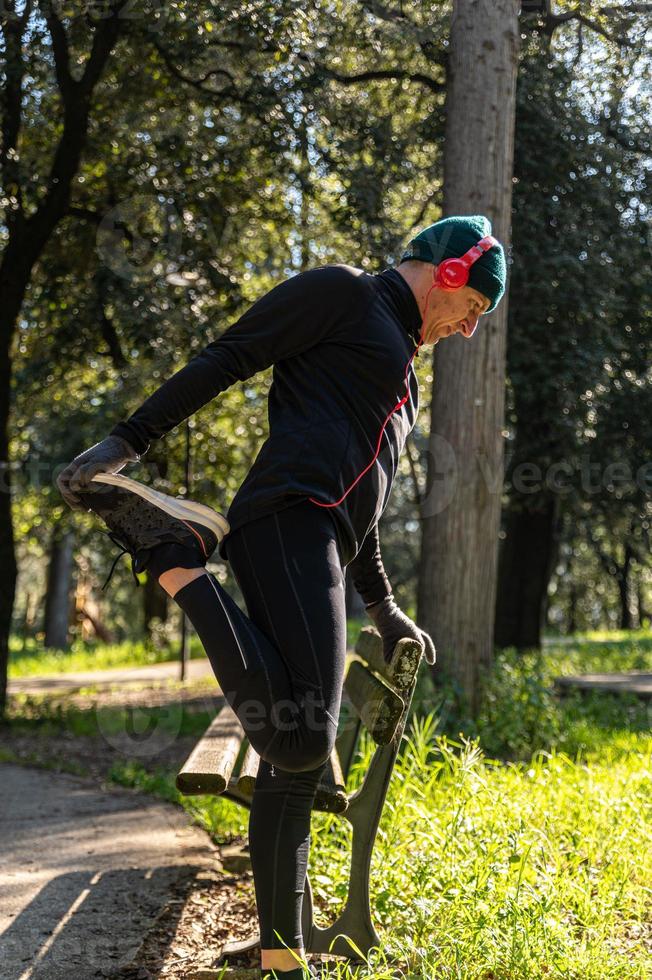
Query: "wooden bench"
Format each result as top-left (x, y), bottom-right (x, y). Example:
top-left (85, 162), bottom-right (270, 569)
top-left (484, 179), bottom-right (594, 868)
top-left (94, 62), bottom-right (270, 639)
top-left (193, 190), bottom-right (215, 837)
top-left (176, 627), bottom-right (424, 964)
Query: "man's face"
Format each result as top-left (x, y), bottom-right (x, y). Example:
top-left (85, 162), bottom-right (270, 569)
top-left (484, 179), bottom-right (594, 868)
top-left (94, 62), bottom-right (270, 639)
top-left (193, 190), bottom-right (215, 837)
top-left (422, 279), bottom-right (491, 346)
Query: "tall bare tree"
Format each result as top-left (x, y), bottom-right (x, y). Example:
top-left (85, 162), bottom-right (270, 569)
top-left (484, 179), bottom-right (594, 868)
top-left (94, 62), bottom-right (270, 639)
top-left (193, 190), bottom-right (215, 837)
top-left (43, 524), bottom-right (75, 649)
top-left (417, 0), bottom-right (520, 711)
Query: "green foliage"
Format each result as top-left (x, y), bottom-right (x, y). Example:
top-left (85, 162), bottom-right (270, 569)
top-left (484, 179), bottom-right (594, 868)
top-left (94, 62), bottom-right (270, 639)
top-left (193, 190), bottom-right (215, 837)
top-left (108, 760), bottom-right (180, 803)
top-left (430, 634), bottom-right (652, 761)
top-left (362, 728), bottom-right (650, 978)
top-left (5, 694), bottom-right (215, 740)
top-left (477, 650), bottom-right (563, 759)
top-left (476, 648), bottom-right (651, 762)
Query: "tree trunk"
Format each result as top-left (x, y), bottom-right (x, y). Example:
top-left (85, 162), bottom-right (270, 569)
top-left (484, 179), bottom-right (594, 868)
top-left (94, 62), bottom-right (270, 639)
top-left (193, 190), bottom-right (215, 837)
top-left (637, 574), bottom-right (650, 628)
top-left (0, 259), bottom-right (27, 717)
top-left (494, 497), bottom-right (558, 650)
top-left (417, 0), bottom-right (520, 712)
top-left (618, 542), bottom-right (636, 630)
top-left (567, 575), bottom-right (578, 636)
top-left (43, 525), bottom-right (75, 649)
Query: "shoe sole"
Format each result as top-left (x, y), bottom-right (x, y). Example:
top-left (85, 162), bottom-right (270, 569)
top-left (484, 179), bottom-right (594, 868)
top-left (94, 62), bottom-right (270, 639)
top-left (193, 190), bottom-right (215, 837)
top-left (90, 472), bottom-right (230, 543)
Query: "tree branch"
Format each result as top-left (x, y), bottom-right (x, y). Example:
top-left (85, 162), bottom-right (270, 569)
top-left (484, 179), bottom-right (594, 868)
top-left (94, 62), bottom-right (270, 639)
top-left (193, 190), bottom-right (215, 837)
top-left (411, 192), bottom-right (437, 232)
top-left (39, 0), bottom-right (75, 104)
top-left (79, 1), bottom-right (131, 96)
top-left (66, 205), bottom-right (103, 225)
top-left (360, 0), bottom-right (444, 63)
top-left (66, 202), bottom-right (136, 250)
top-left (95, 266), bottom-right (126, 369)
top-left (544, 6), bottom-right (647, 46)
top-left (599, 3), bottom-right (652, 13)
top-left (25, 4), bottom-right (127, 268)
top-left (298, 52), bottom-right (445, 94)
top-left (195, 65), bottom-right (236, 88)
top-left (334, 67), bottom-right (444, 92)
top-left (572, 18), bottom-right (584, 68)
top-left (152, 39), bottom-right (238, 98)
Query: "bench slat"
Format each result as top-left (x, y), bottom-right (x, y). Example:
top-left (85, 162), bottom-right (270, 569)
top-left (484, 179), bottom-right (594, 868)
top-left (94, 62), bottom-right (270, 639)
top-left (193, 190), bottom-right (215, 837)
top-left (236, 742), bottom-right (260, 796)
top-left (344, 659), bottom-right (405, 745)
top-left (355, 629), bottom-right (423, 695)
top-left (176, 704), bottom-right (245, 795)
top-left (235, 743), bottom-right (348, 814)
top-left (314, 748), bottom-right (348, 813)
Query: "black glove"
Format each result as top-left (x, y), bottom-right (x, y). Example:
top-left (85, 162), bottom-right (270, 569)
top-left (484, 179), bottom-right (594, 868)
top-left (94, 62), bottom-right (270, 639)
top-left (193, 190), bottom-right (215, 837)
top-left (366, 594), bottom-right (436, 666)
top-left (57, 435), bottom-right (141, 511)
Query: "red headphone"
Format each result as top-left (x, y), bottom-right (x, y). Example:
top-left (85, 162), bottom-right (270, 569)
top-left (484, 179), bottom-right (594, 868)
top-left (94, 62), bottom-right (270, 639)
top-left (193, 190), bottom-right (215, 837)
top-left (308, 234), bottom-right (499, 512)
top-left (433, 234), bottom-right (500, 290)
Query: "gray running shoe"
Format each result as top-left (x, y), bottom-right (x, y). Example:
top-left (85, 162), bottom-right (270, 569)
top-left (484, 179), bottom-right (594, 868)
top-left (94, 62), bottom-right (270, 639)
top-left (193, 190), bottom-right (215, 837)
top-left (78, 472), bottom-right (230, 590)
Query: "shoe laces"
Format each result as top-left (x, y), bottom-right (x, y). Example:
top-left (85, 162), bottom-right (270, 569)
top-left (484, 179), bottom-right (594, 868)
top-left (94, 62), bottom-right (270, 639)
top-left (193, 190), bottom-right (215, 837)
top-left (100, 530), bottom-right (143, 592)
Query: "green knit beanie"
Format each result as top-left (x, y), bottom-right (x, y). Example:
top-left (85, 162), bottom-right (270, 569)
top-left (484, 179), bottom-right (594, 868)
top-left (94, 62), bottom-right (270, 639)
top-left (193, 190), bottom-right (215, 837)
top-left (399, 214), bottom-right (506, 313)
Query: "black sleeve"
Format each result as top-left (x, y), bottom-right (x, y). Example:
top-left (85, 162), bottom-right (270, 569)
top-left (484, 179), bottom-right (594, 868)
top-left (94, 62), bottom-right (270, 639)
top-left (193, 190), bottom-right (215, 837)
top-left (109, 265), bottom-right (365, 456)
top-left (347, 522), bottom-right (393, 608)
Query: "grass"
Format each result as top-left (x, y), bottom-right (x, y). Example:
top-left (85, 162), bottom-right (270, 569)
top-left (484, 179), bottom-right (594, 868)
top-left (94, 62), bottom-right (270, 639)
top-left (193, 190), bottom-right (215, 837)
top-left (539, 631), bottom-right (652, 674)
top-left (4, 631), bottom-right (652, 978)
top-left (342, 722), bottom-right (652, 979)
top-left (8, 633), bottom-right (208, 677)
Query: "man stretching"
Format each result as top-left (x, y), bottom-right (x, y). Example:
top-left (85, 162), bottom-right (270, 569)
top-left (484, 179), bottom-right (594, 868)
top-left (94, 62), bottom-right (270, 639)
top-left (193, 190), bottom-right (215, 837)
top-left (58, 214), bottom-right (506, 979)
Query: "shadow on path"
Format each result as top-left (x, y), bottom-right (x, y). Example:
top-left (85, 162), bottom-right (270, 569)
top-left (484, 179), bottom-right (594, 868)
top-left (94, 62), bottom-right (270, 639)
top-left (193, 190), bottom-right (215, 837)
top-left (0, 764), bottom-right (219, 979)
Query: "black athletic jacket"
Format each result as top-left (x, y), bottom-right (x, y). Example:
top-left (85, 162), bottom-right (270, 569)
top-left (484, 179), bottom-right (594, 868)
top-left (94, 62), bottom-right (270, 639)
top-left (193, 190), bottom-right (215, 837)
top-left (109, 264), bottom-right (423, 606)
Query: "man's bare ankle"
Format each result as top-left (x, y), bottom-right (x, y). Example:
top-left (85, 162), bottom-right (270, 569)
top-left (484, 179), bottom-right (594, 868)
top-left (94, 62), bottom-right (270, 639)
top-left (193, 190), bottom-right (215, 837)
top-left (159, 565), bottom-right (207, 598)
top-left (260, 947), bottom-right (306, 972)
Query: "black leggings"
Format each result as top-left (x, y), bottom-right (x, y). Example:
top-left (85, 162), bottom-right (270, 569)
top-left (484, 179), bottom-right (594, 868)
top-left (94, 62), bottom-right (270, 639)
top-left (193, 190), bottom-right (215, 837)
top-left (170, 499), bottom-right (347, 949)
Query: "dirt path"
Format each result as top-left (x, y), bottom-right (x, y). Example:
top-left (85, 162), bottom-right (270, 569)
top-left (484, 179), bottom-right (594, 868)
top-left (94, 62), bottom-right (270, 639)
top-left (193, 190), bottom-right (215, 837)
top-left (8, 658), bottom-right (216, 697)
top-left (0, 763), bottom-right (257, 980)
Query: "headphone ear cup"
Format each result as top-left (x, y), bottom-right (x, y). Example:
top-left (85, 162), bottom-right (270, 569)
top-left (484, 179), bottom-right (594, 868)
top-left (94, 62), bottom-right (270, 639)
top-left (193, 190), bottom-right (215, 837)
top-left (436, 258), bottom-right (469, 290)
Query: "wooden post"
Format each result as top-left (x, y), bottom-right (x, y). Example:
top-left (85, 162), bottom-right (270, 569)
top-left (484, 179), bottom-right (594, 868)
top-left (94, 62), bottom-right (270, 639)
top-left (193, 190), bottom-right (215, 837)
top-left (180, 419), bottom-right (192, 681)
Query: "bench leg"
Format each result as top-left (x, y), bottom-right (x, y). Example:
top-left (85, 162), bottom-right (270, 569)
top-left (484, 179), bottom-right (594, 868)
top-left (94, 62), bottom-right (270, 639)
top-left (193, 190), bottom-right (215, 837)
top-left (336, 714), bottom-right (362, 781)
top-left (218, 932), bottom-right (261, 960)
top-left (303, 730), bottom-right (405, 960)
top-left (219, 702), bottom-right (411, 965)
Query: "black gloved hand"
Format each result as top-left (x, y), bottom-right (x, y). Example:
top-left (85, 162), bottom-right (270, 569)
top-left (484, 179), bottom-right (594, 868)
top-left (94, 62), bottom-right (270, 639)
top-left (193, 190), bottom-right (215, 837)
top-left (366, 594), bottom-right (436, 666)
top-left (56, 435), bottom-right (141, 511)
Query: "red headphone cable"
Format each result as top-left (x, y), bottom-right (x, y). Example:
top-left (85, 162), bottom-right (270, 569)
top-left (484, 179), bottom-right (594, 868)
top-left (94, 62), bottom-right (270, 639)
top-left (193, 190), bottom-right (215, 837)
top-left (308, 278), bottom-right (437, 509)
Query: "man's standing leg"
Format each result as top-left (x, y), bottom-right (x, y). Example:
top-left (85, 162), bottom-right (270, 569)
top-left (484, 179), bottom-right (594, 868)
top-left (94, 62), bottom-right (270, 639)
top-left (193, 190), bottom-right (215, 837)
top-left (158, 501), bottom-right (347, 973)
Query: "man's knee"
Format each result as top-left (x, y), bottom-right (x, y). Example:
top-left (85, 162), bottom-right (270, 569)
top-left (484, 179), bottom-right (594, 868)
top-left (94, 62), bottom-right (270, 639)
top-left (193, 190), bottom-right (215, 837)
top-left (252, 694), bottom-right (338, 772)
top-left (268, 730), bottom-right (334, 774)
top-left (293, 731), bottom-right (334, 772)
